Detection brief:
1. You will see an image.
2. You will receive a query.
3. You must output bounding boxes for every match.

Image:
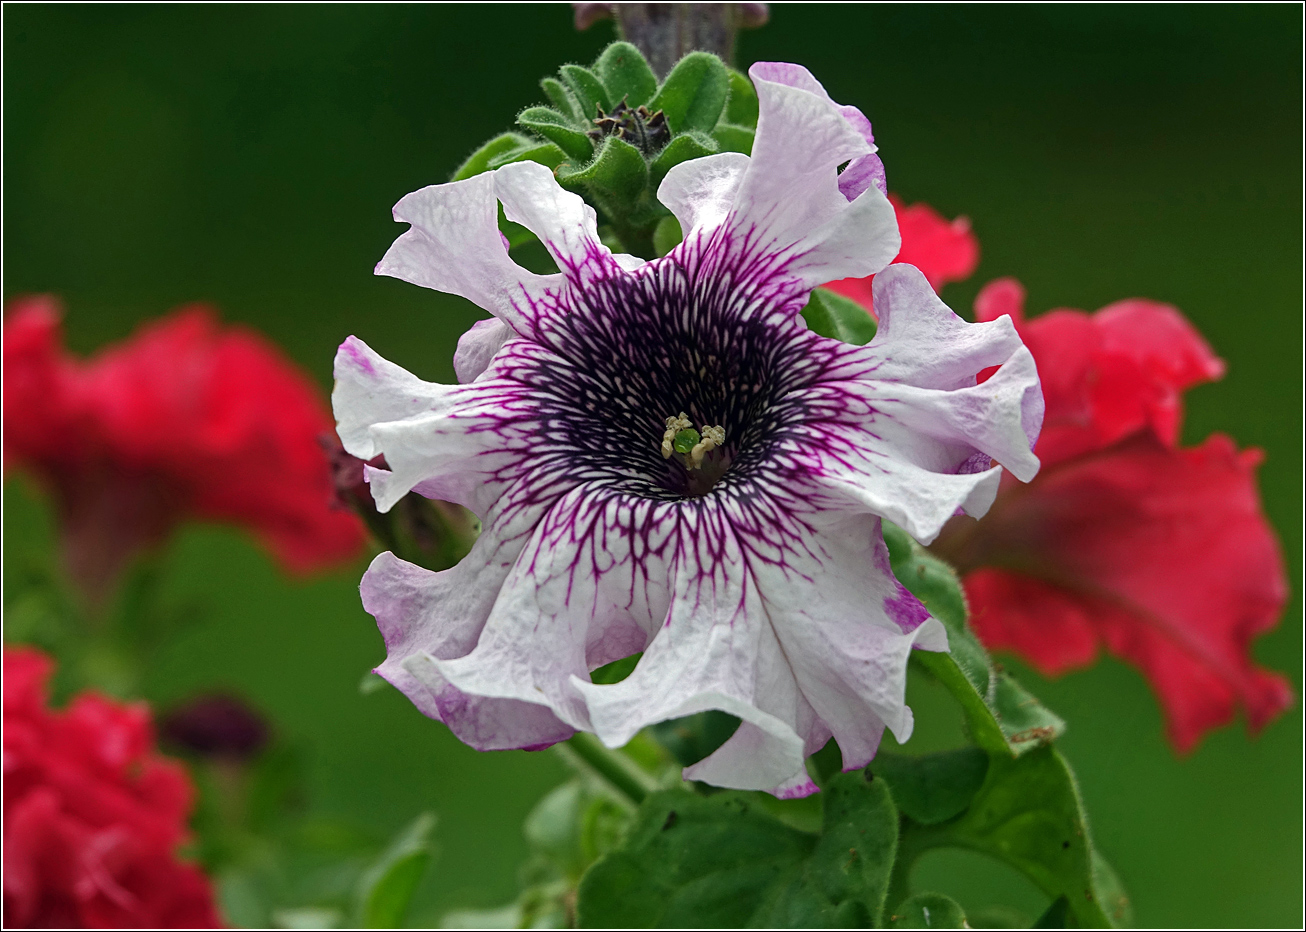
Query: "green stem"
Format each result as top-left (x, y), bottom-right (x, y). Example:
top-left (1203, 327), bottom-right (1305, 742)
top-left (564, 733), bottom-right (657, 805)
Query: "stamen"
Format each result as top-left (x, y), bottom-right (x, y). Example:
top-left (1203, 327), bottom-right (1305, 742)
top-left (689, 424), bottom-right (726, 468)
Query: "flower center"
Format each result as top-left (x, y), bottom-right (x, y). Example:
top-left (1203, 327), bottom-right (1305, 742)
top-left (659, 413), bottom-right (731, 496)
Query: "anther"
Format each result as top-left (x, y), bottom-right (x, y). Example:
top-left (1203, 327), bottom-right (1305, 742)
top-left (689, 424), bottom-right (725, 468)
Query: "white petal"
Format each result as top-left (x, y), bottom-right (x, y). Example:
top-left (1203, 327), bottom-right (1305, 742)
top-left (376, 171), bottom-right (561, 332)
top-left (363, 501), bottom-right (574, 751)
top-left (453, 318), bottom-right (513, 384)
top-left (333, 335), bottom-right (551, 515)
top-left (750, 511), bottom-right (948, 770)
top-left (658, 152), bottom-right (750, 240)
top-left (494, 161), bottom-right (623, 284)
top-left (431, 486), bottom-right (681, 731)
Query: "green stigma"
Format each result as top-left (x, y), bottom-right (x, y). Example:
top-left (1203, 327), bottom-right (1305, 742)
top-left (672, 428), bottom-right (701, 455)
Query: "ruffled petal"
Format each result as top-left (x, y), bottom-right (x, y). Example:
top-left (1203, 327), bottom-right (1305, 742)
top-left (363, 496), bottom-right (576, 750)
top-left (655, 64), bottom-right (899, 304)
top-left (948, 433), bottom-right (1291, 751)
top-left (333, 335), bottom-right (551, 515)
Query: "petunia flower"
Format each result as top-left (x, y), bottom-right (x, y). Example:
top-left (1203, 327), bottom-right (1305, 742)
top-left (821, 194), bottom-right (980, 316)
top-left (2, 647), bottom-right (222, 927)
top-left (335, 63), bottom-right (1042, 796)
top-left (3, 299), bottom-right (366, 602)
top-left (932, 278), bottom-right (1292, 752)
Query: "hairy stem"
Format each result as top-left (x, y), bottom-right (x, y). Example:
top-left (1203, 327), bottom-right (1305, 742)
top-left (563, 732), bottom-right (658, 805)
top-left (613, 3), bottom-right (748, 77)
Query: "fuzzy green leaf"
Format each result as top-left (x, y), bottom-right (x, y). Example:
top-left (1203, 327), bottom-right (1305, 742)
top-left (801, 287), bottom-right (878, 346)
top-left (353, 812), bottom-right (435, 928)
top-left (891, 892), bottom-right (967, 929)
top-left (871, 749), bottom-right (989, 826)
top-left (711, 122), bottom-right (755, 155)
top-left (516, 106), bottom-right (594, 162)
top-left (595, 41), bottom-right (657, 108)
top-left (649, 130), bottom-right (718, 188)
top-left (558, 135), bottom-right (647, 202)
top-left (725, 68), bottom-right (759, 127)
top-left (648, 51), bottom-right (729, 134)
top-left (452, 132), bottom-right (534, 181)
top-left (486, 141), bottom-right (566, 172)
top-left (540, 76), bottom-right (579, 122)
top-left (561, 64), bottom-right (612, 121)
top-left (576, 771), bottom-right (898, 928)
top-left (653, 215), bottom-right (683, 257)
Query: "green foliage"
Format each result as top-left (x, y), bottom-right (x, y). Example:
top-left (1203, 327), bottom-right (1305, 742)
top-left (652, 215), bottom-right (683, 257)
top-left (801, 287), bottom-right (878, 346)
top-left (516, 106), bottom-right (594, 162)
top-left (456, 42), bottom-right (758, 258)
top-left (452, 132), bottom-right (533, 182)
top-left (649, 131), bottom-right (718, 188)
top-left (594, 42), bottom-right (658, 108)
top-left (353, 812), bottom-right (436, 928)
top-left (725, 69), bottom-right (760, 127)
top-left (647, 52), bottom-right (730, 135)
top-left (871, 749), bottom-right (989, 826)
top-left (891, 892), bottom-right (968, 928)
top-left (576, 772), bottom-right (897, 928)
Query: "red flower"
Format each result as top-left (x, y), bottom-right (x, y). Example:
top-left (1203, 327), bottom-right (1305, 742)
top-left (2, 646), bottom-right (222, 927)
top-left (933, 278), bottom-right (1291, 751)
top-left (822, 194), bottom-right (980, 315)
top-left (3, 298), bottom-right (366, 601)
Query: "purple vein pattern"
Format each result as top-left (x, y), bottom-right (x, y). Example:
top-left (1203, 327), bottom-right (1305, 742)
top-left (333, 62), bottom-right (1044, 796)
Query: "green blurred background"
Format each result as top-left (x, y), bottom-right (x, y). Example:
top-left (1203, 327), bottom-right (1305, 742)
top-left (3, 4), bottom-right (1300, 927)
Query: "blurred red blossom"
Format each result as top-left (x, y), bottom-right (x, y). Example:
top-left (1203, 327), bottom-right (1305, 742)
top-left (933, 279), bottom-right (1291, 751)
top-left (822, 194), bottom-right (979, 314)
top-left (2, 646), bottom-right (222, 928)
top-left (3, 297), bottom-right (366, 601)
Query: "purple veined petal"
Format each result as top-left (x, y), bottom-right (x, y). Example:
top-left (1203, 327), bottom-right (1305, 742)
top-left (428, 484), bottom-right (682, 734)
top-left (747, 511), bottom-right (948, 771)
top-left (654, 63), bottom-right (899, 303)
top-left (573, 524), bottom-right (813, 794)
top-left (365, 495), bottom-right (576, 751)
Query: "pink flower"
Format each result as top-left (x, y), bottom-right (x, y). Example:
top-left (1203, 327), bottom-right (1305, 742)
top-left (2, 647), bottom-right (222, 928)
top-left (934, 279), bottom-right (1291, 751)
top-left (822, 194), bottom-right (979, 315)
top-left (3, 298), bottom-right (366, 601)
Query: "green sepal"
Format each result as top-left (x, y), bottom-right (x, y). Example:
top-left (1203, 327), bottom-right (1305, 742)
top-left (652, 215), bottom-right (683, 257)
top-left (451, 132), bottom-right (534, 181)
top-left (871, 748), bottom-right (989, 826)
top-left (649, 130), bottom-right (718, 189)
top-left (351, 812), bottom-right (436, 928)
top-left (516, 106), bottom-right (594, 162)
top-left (801, 287), bottom-right (878, 346)
top-left (575, 770), bottom-right (898, 928)
top-left (647, 51), bottom-right (729, 134)
top-left (560, 63), bottom-right (612, 121)
top-left (486, 141), bottom-right (566, 172)
top-left (595, 41), bottom-right (657, 108)
top-left (540, 76), bottom-right (579, 122)
top-left (711, 122), bottom-right (755, 155)
top-left (725, 68), bottom-right (759, 127)
top-left (890, 892), bottom-right (968, 929)
top-left (558, 135), bottom-right (648, 204)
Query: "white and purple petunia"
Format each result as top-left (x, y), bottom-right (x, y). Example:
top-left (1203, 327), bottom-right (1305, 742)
top-left (334, 62), bottom-right (1043, 797)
